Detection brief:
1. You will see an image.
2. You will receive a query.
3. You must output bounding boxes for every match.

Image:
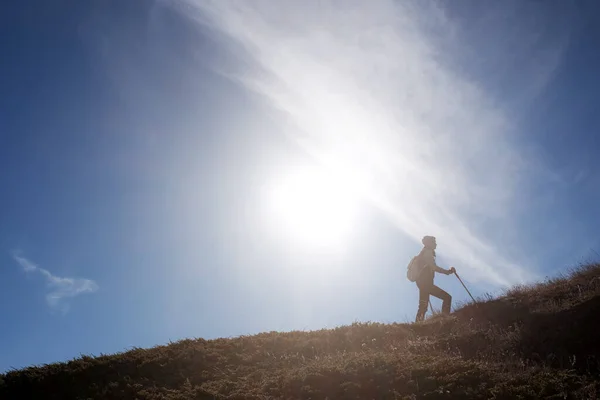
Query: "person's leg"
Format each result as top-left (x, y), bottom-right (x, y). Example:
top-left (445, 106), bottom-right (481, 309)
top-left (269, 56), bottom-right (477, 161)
top-left (415, 282), bottom-right (430, 322)
top-left (429, 285), bottom-right (452, 314)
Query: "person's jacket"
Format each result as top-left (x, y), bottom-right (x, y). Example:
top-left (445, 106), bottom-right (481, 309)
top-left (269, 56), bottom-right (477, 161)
top-left (417, 247), bottom-right (448, 284)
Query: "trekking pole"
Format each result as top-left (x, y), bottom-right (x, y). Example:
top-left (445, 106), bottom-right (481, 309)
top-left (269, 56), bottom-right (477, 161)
top-left (454, 271), bottom-right (476, 303)
top-left (428, 300), bottom-right (435, 315)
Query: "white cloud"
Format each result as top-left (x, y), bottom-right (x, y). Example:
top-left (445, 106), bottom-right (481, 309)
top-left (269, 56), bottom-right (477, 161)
top-left (176, 0), bottom-right (573, 286)
top-left (13, 252), bottom-right (99, 312)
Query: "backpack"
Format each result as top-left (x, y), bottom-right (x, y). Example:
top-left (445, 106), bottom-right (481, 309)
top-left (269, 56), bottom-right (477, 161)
top-left (406, 251), bottom-right (425, 282)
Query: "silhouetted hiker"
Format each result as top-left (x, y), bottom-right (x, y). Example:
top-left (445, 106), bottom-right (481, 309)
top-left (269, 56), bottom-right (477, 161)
top-left (407, 235), bottom-right (455, 322)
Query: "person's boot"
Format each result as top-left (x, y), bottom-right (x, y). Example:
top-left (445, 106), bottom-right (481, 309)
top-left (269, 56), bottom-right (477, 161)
top-left (415, 298), bottom-right (428, 322)
top-left (415, 312), bottom-right (425, 323)
top-left (441, 296), bottom-right (452, 315)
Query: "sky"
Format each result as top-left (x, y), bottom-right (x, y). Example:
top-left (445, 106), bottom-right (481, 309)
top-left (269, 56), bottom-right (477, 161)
top-left (1, 0), bottom-right (600, 372)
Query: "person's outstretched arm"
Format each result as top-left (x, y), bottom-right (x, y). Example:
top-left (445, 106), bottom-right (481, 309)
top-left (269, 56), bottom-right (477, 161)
top-left (433, 265), bottom-right (453, 275)
top-left (423, 249), bottom-right (454, 275)
top-left (423, 249), bottom-right (452, 275)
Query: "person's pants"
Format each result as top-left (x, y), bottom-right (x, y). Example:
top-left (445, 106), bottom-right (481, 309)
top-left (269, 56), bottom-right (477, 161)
top-left (415, 281), bottom-right (452, 322)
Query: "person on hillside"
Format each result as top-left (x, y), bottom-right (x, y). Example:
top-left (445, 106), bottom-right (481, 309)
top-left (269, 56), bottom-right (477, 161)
top-left (414, 235), bottom-right (455, 322)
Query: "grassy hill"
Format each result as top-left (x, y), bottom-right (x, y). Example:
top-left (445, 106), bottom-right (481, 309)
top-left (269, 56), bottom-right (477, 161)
top-left (2, 264), bottom-right (600, 399)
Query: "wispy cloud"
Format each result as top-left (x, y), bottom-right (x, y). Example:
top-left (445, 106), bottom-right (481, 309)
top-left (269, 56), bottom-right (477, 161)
top-left (177, 1), bottom-right (574, 286)
top-left (13, 251), bottom-right (99, 312)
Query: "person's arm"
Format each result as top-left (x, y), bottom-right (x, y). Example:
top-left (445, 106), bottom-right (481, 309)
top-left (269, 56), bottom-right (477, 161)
top-left (422, 249), bottom-right (446, 273)
top-left (439, 266), bottom-right (456, 275)
top-left (425, 251), bottom-right (455, 275)
top-left (433, 264), bottom-right (450, 274)
top-left (423, 249), bottom-right (454, 275)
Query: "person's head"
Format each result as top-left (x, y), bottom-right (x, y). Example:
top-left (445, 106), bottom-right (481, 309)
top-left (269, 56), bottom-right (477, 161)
top-left (422, 235), bottom-right (437, 249)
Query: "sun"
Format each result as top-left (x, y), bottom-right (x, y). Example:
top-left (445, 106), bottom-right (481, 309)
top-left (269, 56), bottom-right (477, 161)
top-left (268, 165), bottom-right (358, 248)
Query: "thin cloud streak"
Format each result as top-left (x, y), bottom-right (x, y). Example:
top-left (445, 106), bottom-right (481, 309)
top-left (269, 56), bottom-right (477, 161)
top-left (13, 252), bottom-right (99, 312)
top-left (179, 0), bottom-right (570, 286)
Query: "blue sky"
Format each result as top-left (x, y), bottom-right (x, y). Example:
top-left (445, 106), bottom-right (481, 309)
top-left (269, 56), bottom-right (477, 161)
top-left (1, 0), bottom-right (600, 372)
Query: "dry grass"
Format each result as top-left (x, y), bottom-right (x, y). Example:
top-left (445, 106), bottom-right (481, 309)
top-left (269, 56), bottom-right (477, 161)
top-left (2, 264), bottom-right (600, 399)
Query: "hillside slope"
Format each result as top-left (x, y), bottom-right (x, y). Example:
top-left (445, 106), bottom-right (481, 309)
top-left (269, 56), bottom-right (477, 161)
top-left (2, 264), bottom-right (600, 399)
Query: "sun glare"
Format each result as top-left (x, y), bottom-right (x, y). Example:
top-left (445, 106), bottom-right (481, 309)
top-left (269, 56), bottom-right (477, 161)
top-left (269, 166), bottom-right (358, 248)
